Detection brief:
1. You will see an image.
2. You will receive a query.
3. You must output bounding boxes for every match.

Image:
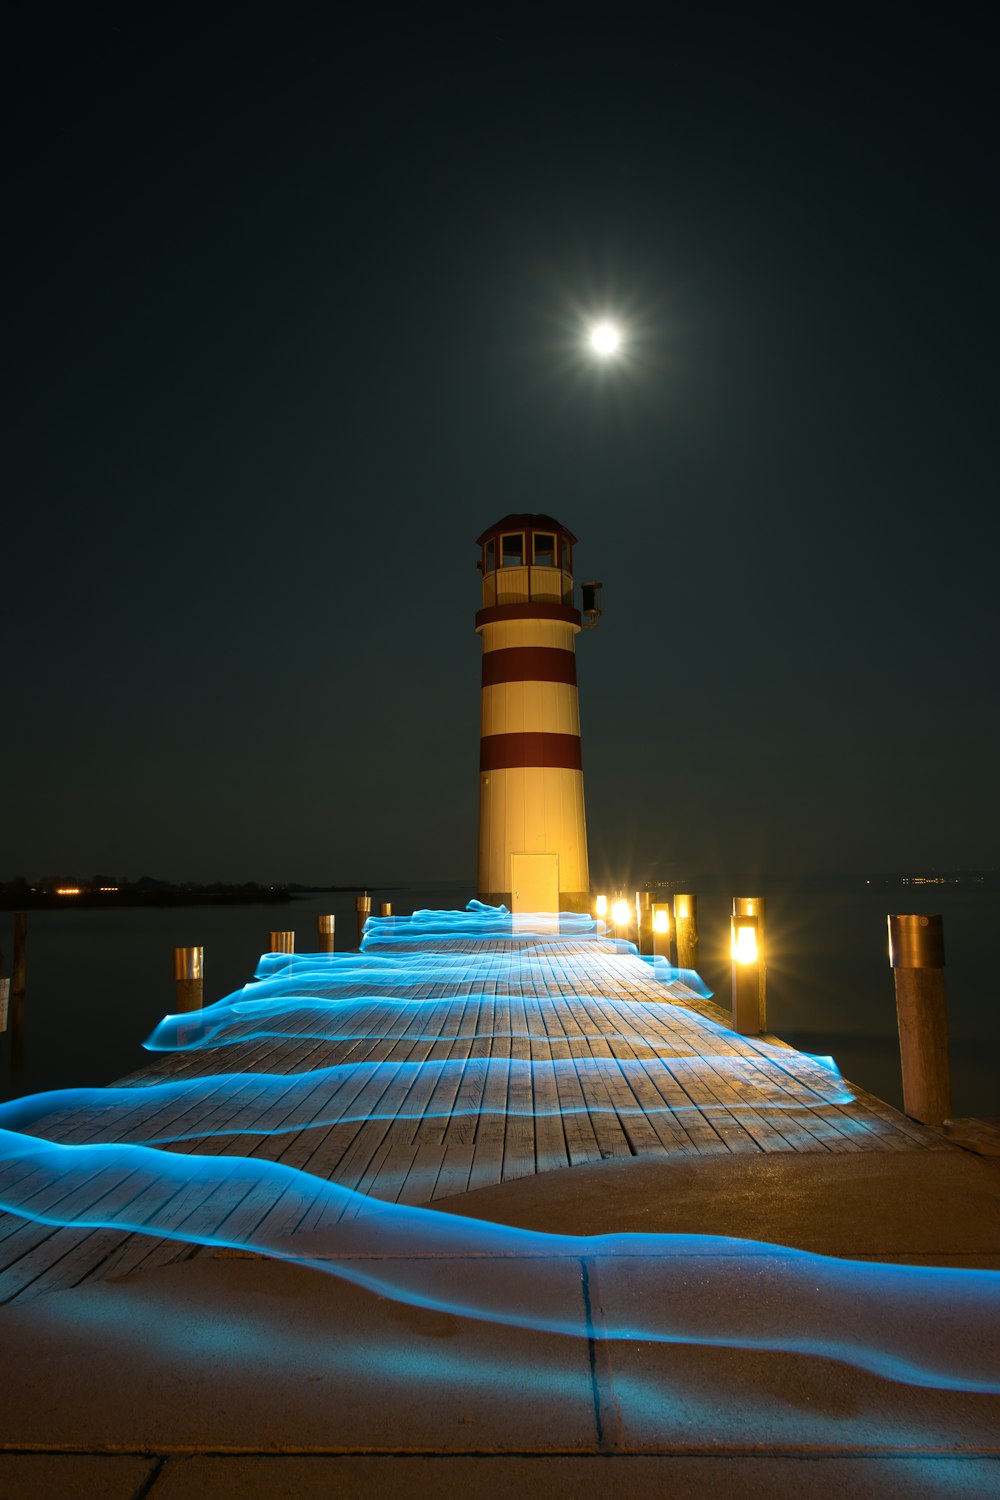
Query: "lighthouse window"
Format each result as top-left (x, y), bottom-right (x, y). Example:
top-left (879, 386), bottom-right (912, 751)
top-left (533, 533), bottom-right (556, 567)
top-left (501, 533), bottom-right (524, 567)
top-left (484, 539), bottom-right (496, 572)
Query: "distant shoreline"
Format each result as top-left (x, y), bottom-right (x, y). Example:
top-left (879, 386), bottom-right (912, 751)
top-left (0, 884), bottom-right (376, 912)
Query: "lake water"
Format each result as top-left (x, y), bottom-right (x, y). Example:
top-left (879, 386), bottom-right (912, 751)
top-left (2, 881), bottom-right (997, 1117)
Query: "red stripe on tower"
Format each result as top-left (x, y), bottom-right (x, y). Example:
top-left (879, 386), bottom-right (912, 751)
top-left (480, 647), bottom-right (578, 687)
top-left (479, 731), bottom-right (583, 772)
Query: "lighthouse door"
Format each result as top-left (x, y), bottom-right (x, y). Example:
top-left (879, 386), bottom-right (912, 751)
top-left (511, 853), bottom-right (559, 916)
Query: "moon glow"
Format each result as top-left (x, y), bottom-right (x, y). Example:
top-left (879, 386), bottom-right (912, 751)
top-left (587, 320), bottom-right (623, 358)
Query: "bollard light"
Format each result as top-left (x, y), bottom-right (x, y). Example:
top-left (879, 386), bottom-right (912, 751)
top-left (733, 896), bottom-right (767, 1028)
top-left (731, 912), bottom-right (761, 1035)
top-left (594, 894), bottom-right (607, 918)
top-left (732, 921), bottom-right (758, 964)
top-left (317, 914), bottom-right (335, 954)
top-left (611, 897), bottom-right (630, 928)
top-left (651, 902), bottom-right (671, 959)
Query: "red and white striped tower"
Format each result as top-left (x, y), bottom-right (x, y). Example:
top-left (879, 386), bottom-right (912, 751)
top-left (475, 514), bottom-right (592, 914)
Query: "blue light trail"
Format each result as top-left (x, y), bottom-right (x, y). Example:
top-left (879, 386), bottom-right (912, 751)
top-left (0, 1125), bottom-right (997, 1392)
top-left (0, 900), bottom-right (996, 1394)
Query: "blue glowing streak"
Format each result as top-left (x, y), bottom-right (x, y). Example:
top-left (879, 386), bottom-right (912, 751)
top-left (2, 898), bottom-right (997, 1395)
top-left (1, 1125), bottom-right (998, 1393)
top-left (0, 1053), bottom-right (854, 1144)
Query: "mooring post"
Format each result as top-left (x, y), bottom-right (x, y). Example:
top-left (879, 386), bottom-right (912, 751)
top-left (733, 896), bottom-right (767, 1029)
top-left (634, 891), bottom-right (654, 954)
top-left (380, 902), bottom-right (393, 917)
top-left (11, 913), bottom-right (26, 1002)
top-left (731, 910), bottom-right (761, 1034)
top-left (268, 931), bottom-right (295, 954)
top-left (10, 913), bottom-right (27, 1070)
top-left (355, 892), bottom-right (372, 948)
top-left (0, 976), bottom-right (8, 1033)
top-left (888, 913), bottom-right (952, 1125)
top-left (172, 946), bottom-right (204, 1013)
top-left (673, 893), bottom-right (698, 971)
top-left (317, 914), bottom-right (335, 953)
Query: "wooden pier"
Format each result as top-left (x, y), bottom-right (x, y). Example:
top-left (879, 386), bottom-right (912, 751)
top-left (0, 927), bottom-right (952, 1306)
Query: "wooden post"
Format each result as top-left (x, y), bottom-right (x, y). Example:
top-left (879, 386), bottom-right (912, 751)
top-left (673, 893), bottom-right (698, 971)
top-left (268, 931), bottom-right (295, 954)
top-left (380, 902), bottom-right (393, 917)
top-left (355, 892), bottom-right (371, 948)
top-left (733, 896), bottom-right (766, 1030)
top-left (634, 891), bottom-right (654, 954)
top-left (317, 914), bottom-right (335, 953)
top-left (11, 913), bottom-right (26, 1001)
top-left (172, 946), bottom-right (204, 1013)
top-left (731, 911), bottom-right (761, 1034)
top-left (888, 913), bottom-right (951, 1125)
top-left (10, 913), bottom-right (27, 1071)
top-left (0, 976), bottom-right (9, 1034)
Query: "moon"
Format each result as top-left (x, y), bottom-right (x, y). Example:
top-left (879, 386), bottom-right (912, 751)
top-left (587, 320), bottom-right (623, 358)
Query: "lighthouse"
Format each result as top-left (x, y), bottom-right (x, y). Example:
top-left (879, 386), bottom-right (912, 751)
top-left (475, 514), bottom-right (596, 914)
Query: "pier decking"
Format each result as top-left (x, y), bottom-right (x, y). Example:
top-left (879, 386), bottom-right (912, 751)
top-left (0, 924), bottom-right (951, 1306)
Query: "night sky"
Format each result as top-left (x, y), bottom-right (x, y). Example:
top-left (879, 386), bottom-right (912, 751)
top-left (7, 7), bottom-right (998, 889)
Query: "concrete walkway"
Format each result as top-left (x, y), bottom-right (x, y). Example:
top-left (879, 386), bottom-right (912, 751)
top-left (1, 1150), bottom-right (998, 1499)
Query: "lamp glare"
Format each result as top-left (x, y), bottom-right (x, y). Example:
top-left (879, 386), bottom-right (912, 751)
top-left (733, 925), bottom-right (759, 964)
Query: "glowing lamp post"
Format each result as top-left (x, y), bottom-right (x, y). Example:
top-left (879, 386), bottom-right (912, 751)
top-left (594, 893), bottom-right (608, 927)
top-left (611, 896), bottom-right (631, 943)
top-left (732, 896), bottom-right (766, 1030)
top-left (651, 902), bottom-right (672, 959)
top-left (731, 913), bottom-right (762, 1035)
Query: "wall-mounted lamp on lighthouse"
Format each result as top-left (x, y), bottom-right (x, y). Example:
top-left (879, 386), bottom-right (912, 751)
top-left (581, 581), bottom-right (603, 628)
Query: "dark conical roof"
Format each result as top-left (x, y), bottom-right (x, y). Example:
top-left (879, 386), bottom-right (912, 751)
top-left (475, 513), bottom-right (577, 546)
